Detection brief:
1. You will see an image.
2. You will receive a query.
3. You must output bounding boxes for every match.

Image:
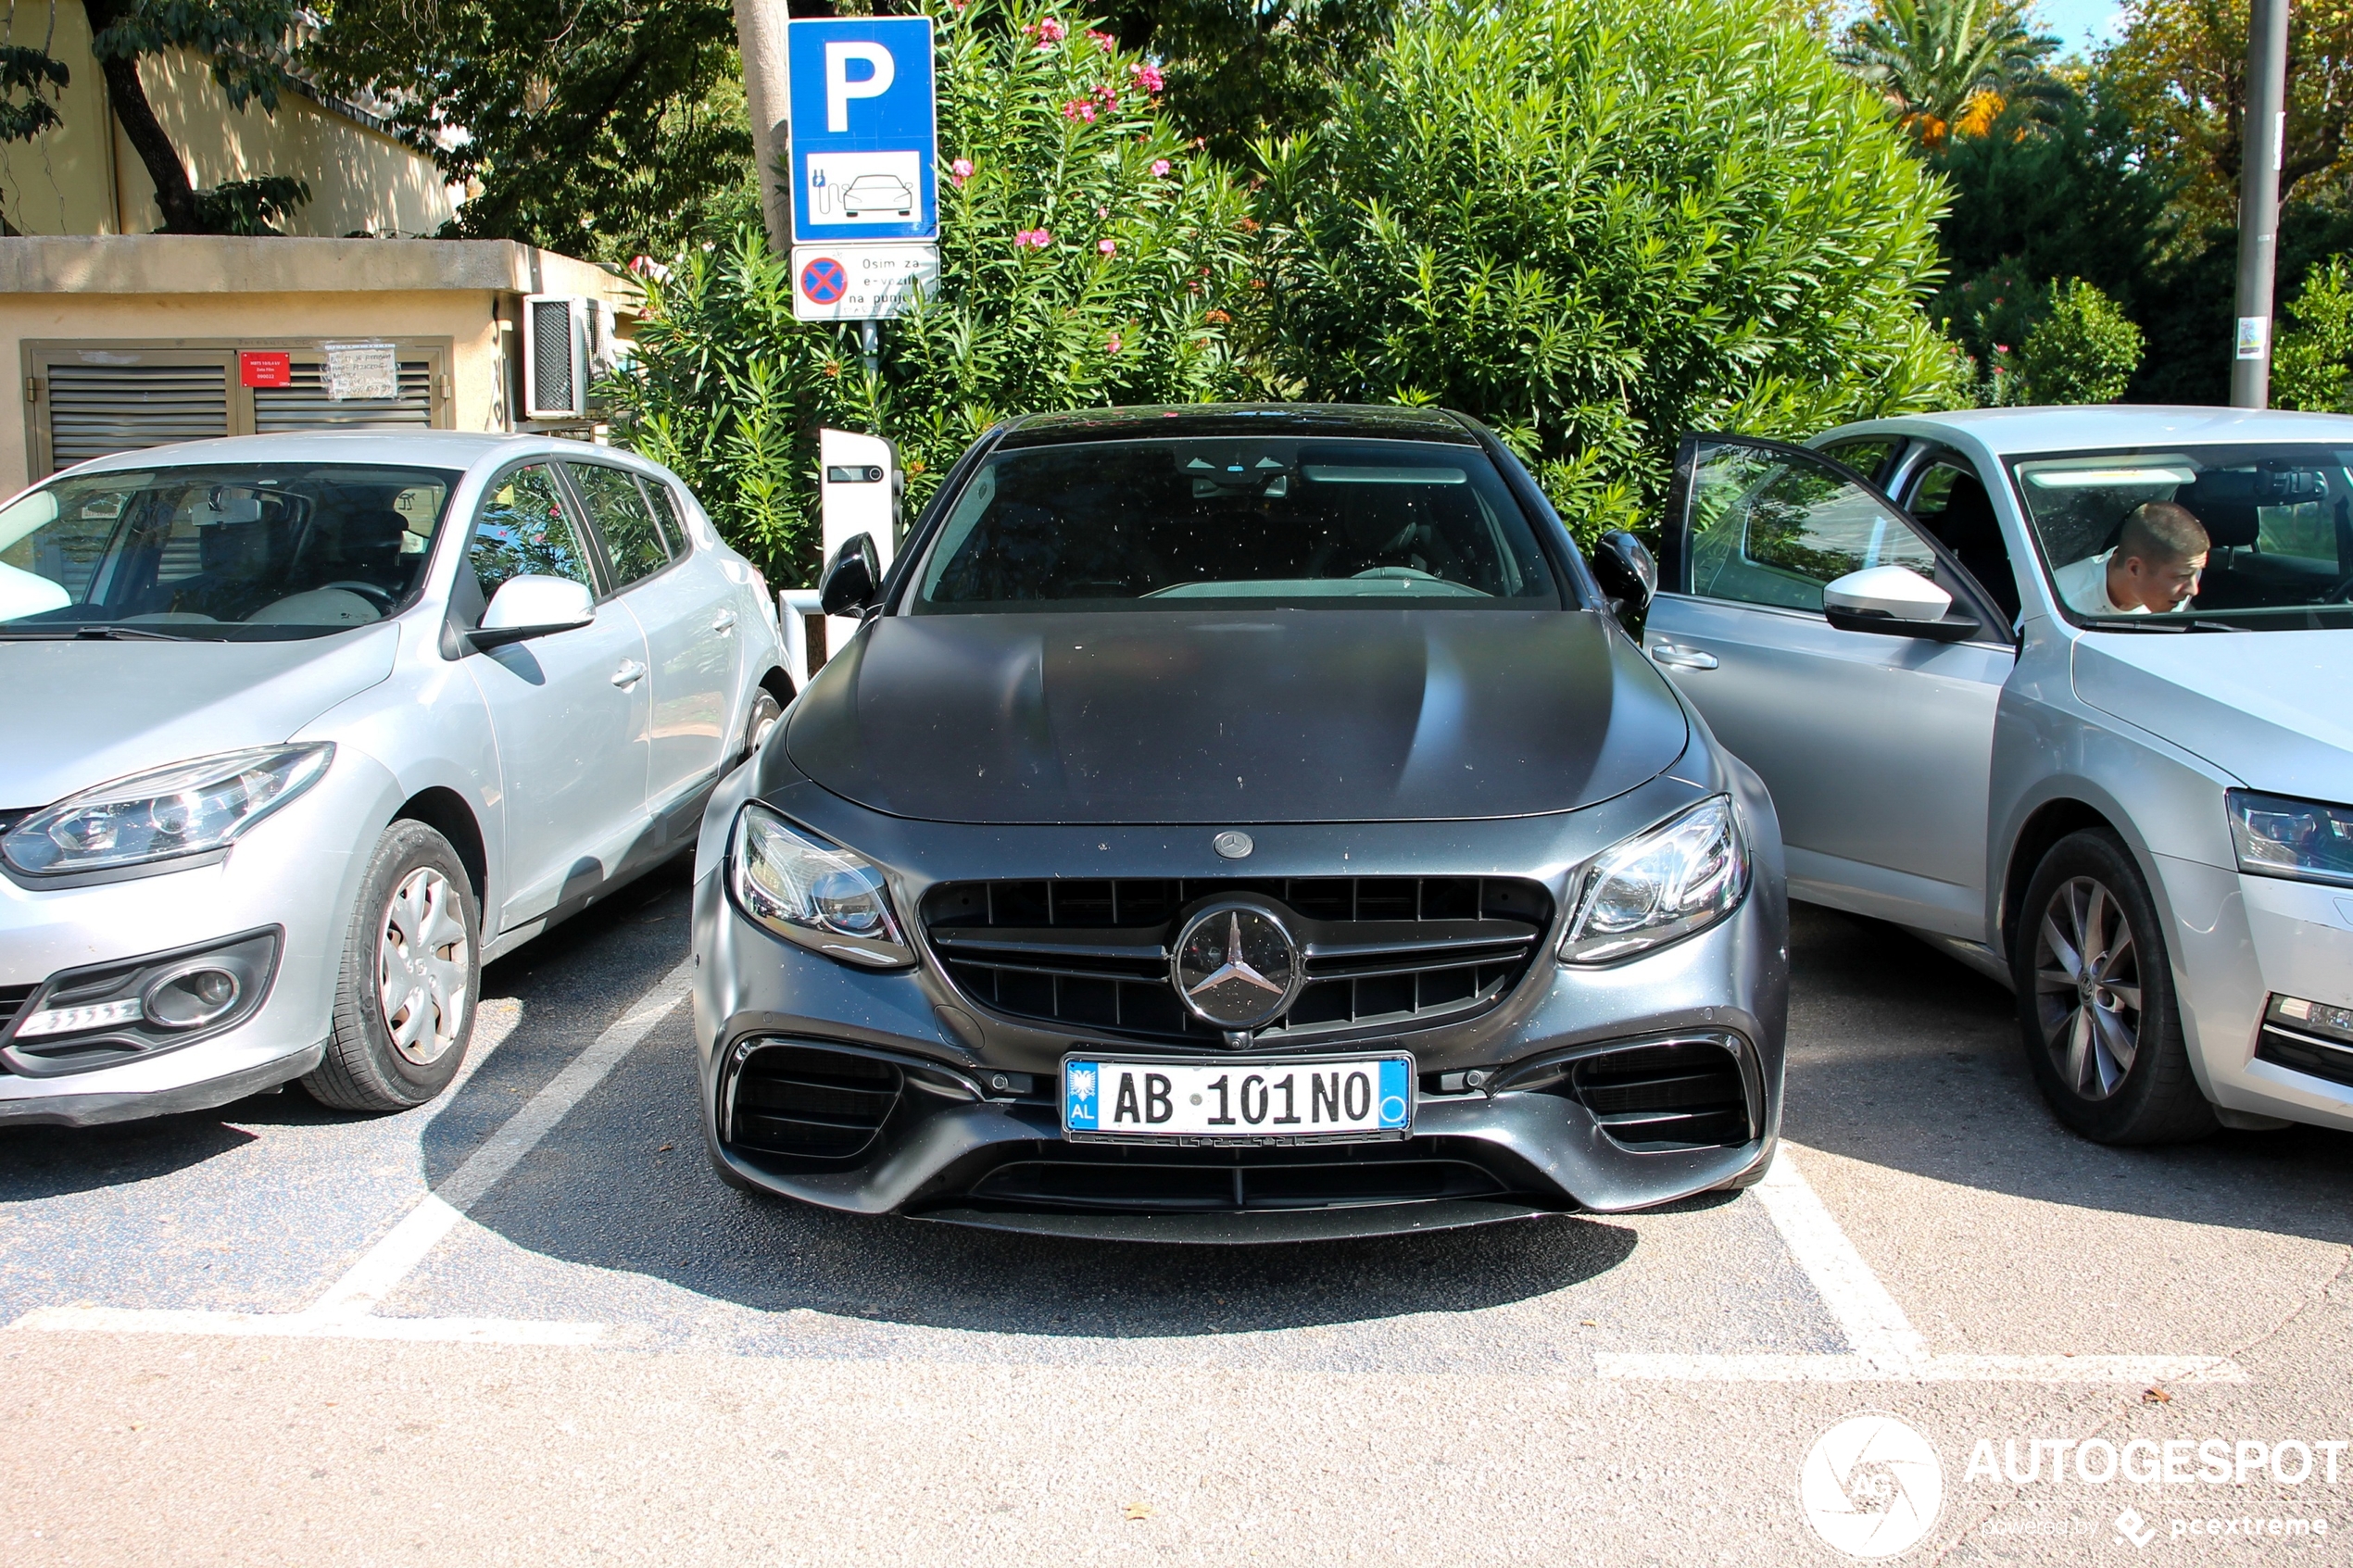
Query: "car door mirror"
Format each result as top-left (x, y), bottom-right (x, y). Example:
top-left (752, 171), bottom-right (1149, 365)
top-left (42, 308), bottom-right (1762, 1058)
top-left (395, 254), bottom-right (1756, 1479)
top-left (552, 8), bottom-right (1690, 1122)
top-left (819, 533), bottom-right (882, 618)
top-left (1591, 529), bottom-right (1657, 624)
top-left (1822, 565), bottom-right (1980, 642)
top-left (471, 574), bottom-right (596, 648)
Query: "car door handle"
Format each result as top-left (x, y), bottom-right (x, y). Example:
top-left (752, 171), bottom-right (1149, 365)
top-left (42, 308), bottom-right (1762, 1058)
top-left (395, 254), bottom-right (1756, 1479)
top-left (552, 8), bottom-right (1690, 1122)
top-left (1649, 643), bottom-right (1719, 671)
top-left (711, 609), bottom-right (737, 633)
top-left (610, 659), bottom-right (648, 687)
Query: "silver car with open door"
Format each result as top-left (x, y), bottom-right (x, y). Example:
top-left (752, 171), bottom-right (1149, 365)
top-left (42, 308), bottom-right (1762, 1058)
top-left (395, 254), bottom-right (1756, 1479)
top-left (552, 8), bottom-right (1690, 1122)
top-left (0, 432), bottom-right (786, 1126)
top-left (1643, 408), bottom-right (2353, 1143)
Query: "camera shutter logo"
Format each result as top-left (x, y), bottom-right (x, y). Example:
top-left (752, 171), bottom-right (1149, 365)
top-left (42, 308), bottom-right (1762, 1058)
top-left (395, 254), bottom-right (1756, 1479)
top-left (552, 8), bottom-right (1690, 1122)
top-left (1799, 1414), bottom-right (1944, 1559)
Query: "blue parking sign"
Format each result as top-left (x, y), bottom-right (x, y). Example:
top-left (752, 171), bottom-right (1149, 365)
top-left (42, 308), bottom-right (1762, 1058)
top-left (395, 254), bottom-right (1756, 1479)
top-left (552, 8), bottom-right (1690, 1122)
top-left (787, 17), bottom-right (937, 245)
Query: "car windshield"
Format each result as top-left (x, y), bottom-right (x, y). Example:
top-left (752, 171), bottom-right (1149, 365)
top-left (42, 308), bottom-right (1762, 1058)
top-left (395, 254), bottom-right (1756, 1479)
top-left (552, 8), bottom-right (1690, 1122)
top-left (0, 463), bottom-right (459, 641)
top-left (910, 437), bottom-right (1564, 611)
top-left (2008, 445), bottom-right (2353, 632)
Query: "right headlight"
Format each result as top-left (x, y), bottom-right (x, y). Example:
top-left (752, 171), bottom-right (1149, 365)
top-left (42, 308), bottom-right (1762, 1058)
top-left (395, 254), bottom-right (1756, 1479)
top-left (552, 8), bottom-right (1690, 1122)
top-left (2, 745), bottom-right (333, 878)
top-left (2227, 790), bottom-right (2353, 887)
top-left (1560, 796), bottom-right (1750, 964)
top-left (727, 801), bottom-right (913, 968)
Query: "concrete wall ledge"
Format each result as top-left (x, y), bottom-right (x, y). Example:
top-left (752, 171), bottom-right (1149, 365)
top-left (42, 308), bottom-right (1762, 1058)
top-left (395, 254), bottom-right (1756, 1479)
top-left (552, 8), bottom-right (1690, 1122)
top-left (0, 235), bottom-right (637, 308)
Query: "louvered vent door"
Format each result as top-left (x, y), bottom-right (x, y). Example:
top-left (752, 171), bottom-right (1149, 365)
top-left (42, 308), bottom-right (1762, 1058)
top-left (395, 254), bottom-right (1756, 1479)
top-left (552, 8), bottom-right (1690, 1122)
top-left (253, 358), bottom-right (435, 433)
top-left (44, 358), bottom-right (232, 470)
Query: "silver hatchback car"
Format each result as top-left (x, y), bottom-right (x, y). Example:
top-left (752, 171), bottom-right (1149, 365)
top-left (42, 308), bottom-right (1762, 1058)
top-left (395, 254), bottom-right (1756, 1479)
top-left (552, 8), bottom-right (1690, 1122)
top-left (1644, 408), bottom-right (2353, 1143)
top-left (0, 433), bottom-right (786, 1125)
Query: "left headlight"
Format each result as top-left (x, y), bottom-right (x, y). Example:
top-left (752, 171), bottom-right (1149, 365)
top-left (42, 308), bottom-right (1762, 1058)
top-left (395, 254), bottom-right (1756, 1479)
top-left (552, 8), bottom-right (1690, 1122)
top-left (1560, 796), bottom-right (1750, 964)
top-left (2, 745), bottom-right (333, 877)
top-left (2228, 789), bottom-right (2353, 887)
top-left (728, 801), bottom-right (913, 968)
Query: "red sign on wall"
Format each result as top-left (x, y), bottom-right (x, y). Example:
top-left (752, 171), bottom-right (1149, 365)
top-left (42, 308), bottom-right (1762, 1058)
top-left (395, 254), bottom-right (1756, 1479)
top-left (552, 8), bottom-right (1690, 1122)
top-left (238, 351), bottom-right (293, 388)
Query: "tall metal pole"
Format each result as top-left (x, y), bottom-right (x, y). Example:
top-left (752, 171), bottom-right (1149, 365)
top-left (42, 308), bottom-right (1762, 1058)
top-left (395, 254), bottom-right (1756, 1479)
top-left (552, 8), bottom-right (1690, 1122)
top-left (734, 0), bottom-right (793, 252)
top-left (2232, 0), bottom-right (2292, 408)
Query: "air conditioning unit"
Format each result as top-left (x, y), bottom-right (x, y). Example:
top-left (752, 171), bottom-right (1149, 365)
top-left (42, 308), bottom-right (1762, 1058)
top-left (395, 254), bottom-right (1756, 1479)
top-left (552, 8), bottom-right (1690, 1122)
top-left (521, 295), bottom-right (621, 420)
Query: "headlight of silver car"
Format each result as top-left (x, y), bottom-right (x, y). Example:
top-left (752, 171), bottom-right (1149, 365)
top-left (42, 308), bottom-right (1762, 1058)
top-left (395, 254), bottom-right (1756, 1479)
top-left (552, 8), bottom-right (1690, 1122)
top-left (1560, 796), bottom-right (1749, 964)
top-left (1, 744), bottom-right (333, 877)
top-left (2227, 790), bottom-right (2353, 887)
top-left (728, 801), bottom-right (912, 968)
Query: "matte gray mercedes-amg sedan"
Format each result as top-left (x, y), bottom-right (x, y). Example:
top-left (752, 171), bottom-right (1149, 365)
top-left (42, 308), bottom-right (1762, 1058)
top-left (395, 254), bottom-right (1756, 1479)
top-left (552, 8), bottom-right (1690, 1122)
top-left (691, 405), bottom-right (1789, 1240)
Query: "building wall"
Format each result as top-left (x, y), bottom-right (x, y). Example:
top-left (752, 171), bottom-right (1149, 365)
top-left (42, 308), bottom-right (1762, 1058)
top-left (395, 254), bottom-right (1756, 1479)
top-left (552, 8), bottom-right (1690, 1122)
top-left (0, 9), bottom-right (457, 238)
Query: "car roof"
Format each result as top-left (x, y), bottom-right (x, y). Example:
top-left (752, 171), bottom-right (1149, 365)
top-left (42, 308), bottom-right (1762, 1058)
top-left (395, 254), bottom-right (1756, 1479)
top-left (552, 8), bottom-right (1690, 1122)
top-left (44, 430), bottom-right (661, 483)
top-left (1821, 404), bottom-right (2353, 458)
top-left (995, 403), bottom-right (1481, 448)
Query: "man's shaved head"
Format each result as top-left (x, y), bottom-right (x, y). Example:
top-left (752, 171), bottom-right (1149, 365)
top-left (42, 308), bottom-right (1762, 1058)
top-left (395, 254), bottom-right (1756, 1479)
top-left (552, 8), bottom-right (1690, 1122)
top-left (2120, 501), bottom-right (2209, 565)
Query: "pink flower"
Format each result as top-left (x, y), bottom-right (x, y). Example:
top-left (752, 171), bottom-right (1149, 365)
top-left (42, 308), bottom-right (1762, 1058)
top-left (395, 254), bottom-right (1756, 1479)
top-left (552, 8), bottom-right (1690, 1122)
top-left (1062, 98), bottom-right (1096, 122)
top-left (1099, 238), bottom-right (1116, 256)
top-left (1130, 62), bottom-right (1164, 94)
top-left (1994, 343), bottom-right (2009, 354)
top-left (950, 157), bottom-right (975, 185)
top-left (1088, 29), bottom-right (1116, 51)
top-left (1037, 16), bottom-right (1066, 42)
top-left (1097, 83), bottom-right (1120, 107)
top-left (1151, 157), bottom-right (1172, 177)
top-left (1106, 332), bottom-right (1123, 354)
top-left (1014, 228), bottom-right (1051, 249)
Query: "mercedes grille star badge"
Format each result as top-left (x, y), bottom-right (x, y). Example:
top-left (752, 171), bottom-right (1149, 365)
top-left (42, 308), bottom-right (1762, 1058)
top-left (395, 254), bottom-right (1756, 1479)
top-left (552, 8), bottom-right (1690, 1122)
top-left (1213, 831), bottom-right (1254, 859)
top-left (1172, 902), bottom-right (1301, 1032)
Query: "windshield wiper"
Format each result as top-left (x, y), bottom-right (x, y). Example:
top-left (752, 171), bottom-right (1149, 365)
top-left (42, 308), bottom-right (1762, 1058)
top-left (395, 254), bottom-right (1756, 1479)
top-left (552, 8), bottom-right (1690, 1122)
top-left (0, 623), bottom-right (189, 641)
top-left (2082, 617), bottom-right (2246, 633)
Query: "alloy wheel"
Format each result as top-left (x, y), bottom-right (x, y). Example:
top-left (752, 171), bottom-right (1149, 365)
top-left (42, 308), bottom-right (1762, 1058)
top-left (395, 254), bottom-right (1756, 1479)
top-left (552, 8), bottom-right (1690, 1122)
top-left (377, 866), bottom-right (470, 1066)
top-left (2031, 874), bottom-right (2144, 1100)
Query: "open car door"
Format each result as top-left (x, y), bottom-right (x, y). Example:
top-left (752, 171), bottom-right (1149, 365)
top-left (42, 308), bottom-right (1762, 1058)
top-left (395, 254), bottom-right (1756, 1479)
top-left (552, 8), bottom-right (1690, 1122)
top-left (1642, 434), bottom-right (2017, 945)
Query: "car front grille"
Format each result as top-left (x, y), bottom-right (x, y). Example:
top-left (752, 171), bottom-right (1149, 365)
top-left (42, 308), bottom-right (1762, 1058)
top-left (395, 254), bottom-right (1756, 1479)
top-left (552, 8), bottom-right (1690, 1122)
top-left (922, 876), bottom-right (1552, 1046)
top-left (724, 1043), bottom-right (902, 1164)
top-left (965, 1141), bottom-right (1511, 1213)
top-left (0, 984), bottom-right (33, 1073)
top-left (1566, 1038), bottom-right (1753, 1151)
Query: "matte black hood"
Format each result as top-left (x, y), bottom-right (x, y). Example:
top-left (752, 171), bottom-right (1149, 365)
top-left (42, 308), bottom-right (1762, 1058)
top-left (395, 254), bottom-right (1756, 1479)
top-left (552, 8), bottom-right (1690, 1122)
top-left (786, 609), bottom-right (1688, 825)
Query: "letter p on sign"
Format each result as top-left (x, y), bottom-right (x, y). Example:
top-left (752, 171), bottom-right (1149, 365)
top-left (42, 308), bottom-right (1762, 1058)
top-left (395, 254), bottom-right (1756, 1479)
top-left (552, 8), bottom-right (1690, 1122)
top-left (825, 42), bottom-right (895, 132)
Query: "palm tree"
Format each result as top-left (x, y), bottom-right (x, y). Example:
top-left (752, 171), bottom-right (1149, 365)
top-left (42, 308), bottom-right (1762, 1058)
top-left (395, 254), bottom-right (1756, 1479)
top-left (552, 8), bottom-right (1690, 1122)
top-left (1837, 0), bottom-right (2068, 148)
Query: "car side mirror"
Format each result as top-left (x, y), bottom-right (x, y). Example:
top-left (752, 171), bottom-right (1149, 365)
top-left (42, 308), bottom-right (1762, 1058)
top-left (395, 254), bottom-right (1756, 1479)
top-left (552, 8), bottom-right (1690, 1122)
top-left (1591, 529), bottom-right (1657, 622)
top-left (819, 533), bottom-right (882, 618)
top-left (1822, 565), bottom-right (1980, 643)
top-left (470, 574), bottom-right (595, 648)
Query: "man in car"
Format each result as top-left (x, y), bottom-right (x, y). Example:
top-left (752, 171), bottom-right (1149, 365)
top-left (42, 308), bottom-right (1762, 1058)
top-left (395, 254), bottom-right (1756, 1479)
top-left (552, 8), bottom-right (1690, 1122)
top-left (2055, 500), bottom-right (2209, 615)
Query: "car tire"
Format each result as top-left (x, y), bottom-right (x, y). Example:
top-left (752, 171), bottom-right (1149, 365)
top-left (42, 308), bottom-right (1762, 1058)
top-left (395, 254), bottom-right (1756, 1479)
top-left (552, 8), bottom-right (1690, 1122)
top-left (2010, 829), bottom-right (2216, 1145)
top-left (304, 819), bottom-right (481, 1113)
top-left (741, 688), bottom-right (784, 763)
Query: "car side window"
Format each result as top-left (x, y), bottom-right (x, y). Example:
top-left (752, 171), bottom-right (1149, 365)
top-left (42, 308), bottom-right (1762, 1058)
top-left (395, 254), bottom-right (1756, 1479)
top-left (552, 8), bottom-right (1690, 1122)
top-left (640, 481), bottom-right (689, 555)
top-left (471, 463), bottom-right (596, 602)
top-left (565, 462), bottom-right (672, 589)
top-left (1816, 436), bottom-right (1900, 486)
top-left (1683, 439), bottom-right (1939, 612)
top-left (1901, 451), bottom-right (2020, 621)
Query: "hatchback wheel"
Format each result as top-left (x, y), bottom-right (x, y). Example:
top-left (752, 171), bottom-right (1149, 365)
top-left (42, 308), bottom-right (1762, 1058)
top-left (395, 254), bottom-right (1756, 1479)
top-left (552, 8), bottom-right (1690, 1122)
top-left (741, 688), bottom-right (784, 762)
top-left (304, 819), bottom-right (479, 1112)
top-left (2011, 830), bottom-right (2214, 1144)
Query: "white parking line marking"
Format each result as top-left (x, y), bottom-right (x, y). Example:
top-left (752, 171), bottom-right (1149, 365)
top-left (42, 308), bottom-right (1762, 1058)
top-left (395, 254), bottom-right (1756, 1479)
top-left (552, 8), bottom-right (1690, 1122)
top-left (1597, 1145), bottom-right (2247, 1384)
top-left (7, 959), bottom-right (696, 1348)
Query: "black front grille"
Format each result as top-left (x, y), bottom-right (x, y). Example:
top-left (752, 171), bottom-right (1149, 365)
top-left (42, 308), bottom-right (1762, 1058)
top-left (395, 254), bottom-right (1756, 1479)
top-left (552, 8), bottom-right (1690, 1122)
top-left (2257, 1022), bottom-right (2353, 1089)
top-left (968, 1142), bottom-right (1509, 1212)
top-left (0, 983), bottom-right (32, 1073)
top-left (924, 877), bottom-right (1552, 1045)
top-left (725, 1043), bottom-right (902, 1164)
top-left (1568, 1039), bottom-right (1752, 1151)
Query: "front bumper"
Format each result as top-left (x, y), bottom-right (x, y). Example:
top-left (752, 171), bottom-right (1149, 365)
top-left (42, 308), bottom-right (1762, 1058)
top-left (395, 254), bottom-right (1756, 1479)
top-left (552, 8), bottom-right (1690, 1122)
top-left (0, 749), bottom-right (392, 1125)
top-left (2159, 852), bottom-right (2353, 1131)
top-left (692, 753), bottom-right (1790, 1240)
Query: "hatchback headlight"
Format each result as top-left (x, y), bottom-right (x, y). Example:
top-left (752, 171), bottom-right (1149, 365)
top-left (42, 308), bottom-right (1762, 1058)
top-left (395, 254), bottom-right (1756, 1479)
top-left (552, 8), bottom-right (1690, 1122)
top-left (2228, 790), bottom-right (2353, 887)
top-left (2, 745), bottom-right (333, 877)
top-left (728, 801), bottom-right (912, 968)
top-left (1560, 796), bottom-right (1750, 964)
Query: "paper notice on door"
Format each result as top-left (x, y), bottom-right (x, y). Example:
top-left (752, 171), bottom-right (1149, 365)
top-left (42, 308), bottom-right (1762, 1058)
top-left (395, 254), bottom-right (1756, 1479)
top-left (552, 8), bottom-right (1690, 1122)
top-left (321, 341), bottom-right (399, 400)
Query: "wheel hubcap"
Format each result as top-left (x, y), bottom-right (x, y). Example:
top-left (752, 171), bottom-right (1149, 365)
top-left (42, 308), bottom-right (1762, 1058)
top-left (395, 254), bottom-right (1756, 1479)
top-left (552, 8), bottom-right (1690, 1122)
top-left (2032, 874), bottom-right (2143, 1100)
top-left (378, 867), bottom-right (470, 1066)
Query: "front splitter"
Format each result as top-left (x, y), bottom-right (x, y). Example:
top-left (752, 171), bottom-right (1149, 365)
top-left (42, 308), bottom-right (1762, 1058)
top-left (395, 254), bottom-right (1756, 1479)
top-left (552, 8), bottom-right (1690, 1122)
top-left (906, 1196), bottom-right (1565, 1245)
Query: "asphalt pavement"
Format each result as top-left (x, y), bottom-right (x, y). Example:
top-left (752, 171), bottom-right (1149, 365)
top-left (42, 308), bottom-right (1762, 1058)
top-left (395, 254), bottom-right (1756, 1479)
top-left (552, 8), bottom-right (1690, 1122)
top-left (4, 859), bottom-right (2349, 1566)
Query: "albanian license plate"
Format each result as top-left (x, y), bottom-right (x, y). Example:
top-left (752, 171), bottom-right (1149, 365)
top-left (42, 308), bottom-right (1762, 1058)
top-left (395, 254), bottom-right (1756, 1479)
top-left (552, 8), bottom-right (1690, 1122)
top-left (1063, 1055), bottom-right (1414, 1140)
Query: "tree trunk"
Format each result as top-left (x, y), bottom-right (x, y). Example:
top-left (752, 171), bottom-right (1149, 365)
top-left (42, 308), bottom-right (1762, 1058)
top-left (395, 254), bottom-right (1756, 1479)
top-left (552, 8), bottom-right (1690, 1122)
top-left (81, 0), bottom-right (204, 232)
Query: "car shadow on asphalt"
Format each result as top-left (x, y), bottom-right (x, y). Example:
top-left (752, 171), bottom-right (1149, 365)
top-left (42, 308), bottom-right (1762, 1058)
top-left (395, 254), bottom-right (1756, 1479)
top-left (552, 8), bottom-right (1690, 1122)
top-left (1781, 901), bottom-right (2353, 1247)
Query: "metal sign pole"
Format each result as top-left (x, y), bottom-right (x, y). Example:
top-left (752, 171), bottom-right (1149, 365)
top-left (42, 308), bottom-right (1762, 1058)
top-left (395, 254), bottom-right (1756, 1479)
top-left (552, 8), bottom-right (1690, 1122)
top-left (2232, 0), bottom-right (2291, 408)
top-left (861, 320), bottom-right (880, 379)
